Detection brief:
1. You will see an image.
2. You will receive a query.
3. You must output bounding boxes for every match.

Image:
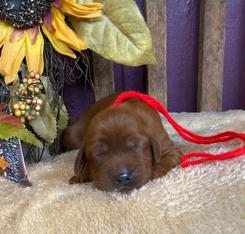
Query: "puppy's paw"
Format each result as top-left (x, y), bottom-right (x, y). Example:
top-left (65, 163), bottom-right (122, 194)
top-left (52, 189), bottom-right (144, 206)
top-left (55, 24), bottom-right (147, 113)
top-left (69, 175), bottom-right (80, 184)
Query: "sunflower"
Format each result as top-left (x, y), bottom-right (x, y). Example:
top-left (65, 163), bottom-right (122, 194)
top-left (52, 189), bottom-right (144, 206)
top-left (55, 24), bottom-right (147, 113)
top-left (0, 0), bottom-right (103, 84)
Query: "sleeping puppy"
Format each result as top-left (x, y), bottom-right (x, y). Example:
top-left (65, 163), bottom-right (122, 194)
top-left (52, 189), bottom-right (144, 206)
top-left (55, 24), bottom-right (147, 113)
top-left (62, 93), bottom-right (181, 192)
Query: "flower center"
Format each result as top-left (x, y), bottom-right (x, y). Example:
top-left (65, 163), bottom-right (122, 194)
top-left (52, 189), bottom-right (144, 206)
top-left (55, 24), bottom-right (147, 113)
top-left (0, 0), bottom-right (53, 28)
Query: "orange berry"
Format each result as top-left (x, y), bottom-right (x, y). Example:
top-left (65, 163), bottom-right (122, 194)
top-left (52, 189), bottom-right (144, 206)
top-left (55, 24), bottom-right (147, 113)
top-left (14, 110), bottom-right (22, 117)
top-left (13, 103), bottom-right (19, 110)
top-left (30, 71), bottom-right (36, 78)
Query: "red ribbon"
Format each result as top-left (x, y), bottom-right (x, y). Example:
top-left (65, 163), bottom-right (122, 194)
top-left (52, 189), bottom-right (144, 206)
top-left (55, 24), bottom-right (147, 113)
top-left (112, 91), bottom-right (245, 168)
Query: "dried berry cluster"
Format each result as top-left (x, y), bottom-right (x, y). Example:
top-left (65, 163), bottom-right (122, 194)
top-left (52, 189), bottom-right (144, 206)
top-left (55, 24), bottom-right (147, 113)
top-left (13, 71), bottom-right (44, 123)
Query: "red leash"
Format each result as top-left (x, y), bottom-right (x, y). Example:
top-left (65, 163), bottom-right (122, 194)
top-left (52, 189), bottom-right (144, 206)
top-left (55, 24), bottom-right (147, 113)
top-left (112, 91), bottom-right (245, 168)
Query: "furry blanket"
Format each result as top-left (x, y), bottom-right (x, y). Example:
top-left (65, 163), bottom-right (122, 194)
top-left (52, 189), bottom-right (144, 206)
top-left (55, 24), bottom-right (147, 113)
top-left (0, 111), bottom-right (245, 234)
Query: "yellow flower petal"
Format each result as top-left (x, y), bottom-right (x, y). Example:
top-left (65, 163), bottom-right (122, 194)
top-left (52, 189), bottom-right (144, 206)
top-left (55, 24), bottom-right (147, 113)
top-left (41, 24), bottom-right (76, 58)
top-left (26, 26), bottom-right (44, 75)
top-left (51, 7), bottom-right (87, 51)
top-left (56, 0), bottom-right (103, 19)
top-left (0, 30), bottom-right (25, 84)
top-left (0, 22), bottom-right (10, 47)
top-left (9, 29), bottom-right (25, 43)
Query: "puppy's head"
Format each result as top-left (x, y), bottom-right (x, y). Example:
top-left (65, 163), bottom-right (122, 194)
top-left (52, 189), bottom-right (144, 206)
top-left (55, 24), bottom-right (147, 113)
top-left (88, 133), bottom-right (154, 192)
top-left (70, 108), bottom-right (180, 192)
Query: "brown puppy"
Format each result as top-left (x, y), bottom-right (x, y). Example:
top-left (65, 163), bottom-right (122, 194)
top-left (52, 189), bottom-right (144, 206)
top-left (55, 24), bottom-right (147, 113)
top-left (63, 93), bottom-right (181, 192)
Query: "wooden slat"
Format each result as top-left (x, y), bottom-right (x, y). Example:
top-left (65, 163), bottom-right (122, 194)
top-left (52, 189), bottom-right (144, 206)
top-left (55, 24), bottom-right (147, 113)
top-left (145, 0), bottom-right (167, 106)
top-left (92, 53), bottom-right (115, 101)
top-left (197, 0), bottom-right (226, 111)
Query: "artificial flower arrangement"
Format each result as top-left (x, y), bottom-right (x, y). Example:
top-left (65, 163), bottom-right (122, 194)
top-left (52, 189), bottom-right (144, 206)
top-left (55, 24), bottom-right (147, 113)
top-left (0, 0), bottom-right (156, 184)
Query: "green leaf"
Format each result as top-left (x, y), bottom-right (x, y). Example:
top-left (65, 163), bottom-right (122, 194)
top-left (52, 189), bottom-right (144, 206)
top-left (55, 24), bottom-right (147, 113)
top-left (40, 76), bottom-right (68, 131)
top-left (71, 0), bottom-right (156, 66)
top-left (29, 95), bottom-right (57, 143)
top-left (40, 76), bottom-right (55, 106)
top-left (0, 122), bottom-right (43, 148)
top-left (56, 104), bottom-right (68, 131)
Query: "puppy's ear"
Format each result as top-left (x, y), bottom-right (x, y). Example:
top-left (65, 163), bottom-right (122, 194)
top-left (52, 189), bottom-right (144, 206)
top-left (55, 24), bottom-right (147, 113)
top-left (69, 148), bottom-right (91, 184)
top-left (150, 133), bottom-right (181, 179)
top-left (150, 137), bottom-right (161, 164)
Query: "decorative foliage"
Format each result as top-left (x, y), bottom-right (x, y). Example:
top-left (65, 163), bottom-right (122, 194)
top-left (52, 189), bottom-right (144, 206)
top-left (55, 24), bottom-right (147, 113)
top-left (0, 104), bottom-right (43, 147)
top-left (0, 103), bottom-right (22, 128)
top-left (12, 71), bottom-right (45, 123)
top-left (0, 0), bottom-right (103, 84)
top-left (72, 0), bottom-right (156, 66)
top-left (28, 76), bottom-right (68, 143)
top-left (39, 76), bottom-right (68, 134)
top-left (57, 104), bottom-right (69, 131)
top-left (29, 94), bottom-right (57, 143)
top-left (0, 0), bottom-right (156, 170)
top-left (8, 73), bottom-right (68, 144)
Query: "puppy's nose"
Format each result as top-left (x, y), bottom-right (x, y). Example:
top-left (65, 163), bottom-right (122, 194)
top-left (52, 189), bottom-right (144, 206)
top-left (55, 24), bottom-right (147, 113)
top-left (112, 170), bottom-right (136, 185)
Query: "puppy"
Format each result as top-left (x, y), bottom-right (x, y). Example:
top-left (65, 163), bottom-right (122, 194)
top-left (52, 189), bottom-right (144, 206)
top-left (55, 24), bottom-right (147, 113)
top-left (63, 93), bottom-right (181, 192)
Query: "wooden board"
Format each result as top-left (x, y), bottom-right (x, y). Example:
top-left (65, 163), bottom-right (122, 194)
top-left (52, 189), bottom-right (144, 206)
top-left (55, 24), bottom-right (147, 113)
top-left (92, 53), bottom-right (115, 101)
top-left (145, 0), bottom-right (167, 106)
top-left (197, 0), bottom-right (226, 111)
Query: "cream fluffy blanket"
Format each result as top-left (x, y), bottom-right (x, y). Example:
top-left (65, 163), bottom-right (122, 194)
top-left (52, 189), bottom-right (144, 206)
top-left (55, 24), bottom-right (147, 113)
top-left (0, 111), bottom-right (245, 234)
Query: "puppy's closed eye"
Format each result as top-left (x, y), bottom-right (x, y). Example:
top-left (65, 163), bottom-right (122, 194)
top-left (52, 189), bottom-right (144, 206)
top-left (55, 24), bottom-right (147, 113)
top-left (92, 152), bottom-right (107, 161)
top-left (88, 144), bottom-right (108, 161)
top-left (127, 134), bottom-right (148, 152)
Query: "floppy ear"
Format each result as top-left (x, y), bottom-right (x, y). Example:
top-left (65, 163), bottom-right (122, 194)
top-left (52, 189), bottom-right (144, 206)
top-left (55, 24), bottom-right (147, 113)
top-left (69, 147), bottom-right (91, 184)
top-left (150, 133), bottom-right (182, 179)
